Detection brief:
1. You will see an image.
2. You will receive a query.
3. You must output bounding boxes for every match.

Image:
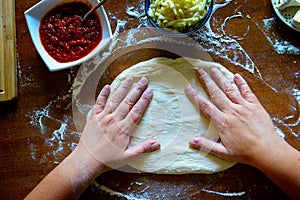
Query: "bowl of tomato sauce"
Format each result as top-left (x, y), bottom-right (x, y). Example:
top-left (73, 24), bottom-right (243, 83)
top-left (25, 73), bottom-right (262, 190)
top-left (25, 0), bottom-right (112, 71)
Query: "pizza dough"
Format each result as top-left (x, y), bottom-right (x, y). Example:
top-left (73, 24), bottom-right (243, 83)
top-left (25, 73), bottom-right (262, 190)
top-left (110, 57), bottom-right (236, 174)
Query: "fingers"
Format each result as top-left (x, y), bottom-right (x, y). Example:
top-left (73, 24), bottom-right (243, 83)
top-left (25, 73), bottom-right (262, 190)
top-left (210, 68), bottom-right (244, 104)
top-left (234, 74), bottom-right (259, 103)
top-left (208, 67), bottom-right (258, 105)
top-left (197, 69), bottom-right (232, 111)
top-left (95, 77), bottom-right (152, 137)
top-left (185, 84), bottom-right (224, 125)
top-left (124, 88), bottom-right (153, 129)
top-left (94, 85), bottom-right (111, 114)
top-left (189, 137), bottom-right (232, 161)
top-left (114, 77), bottom-right (149, 120)
top-left (125, 140), bottom-right (160, 162)
top-left (103, 77), bottom-right (134, 114)
top-left (196, 68), bottom-right (257, 109)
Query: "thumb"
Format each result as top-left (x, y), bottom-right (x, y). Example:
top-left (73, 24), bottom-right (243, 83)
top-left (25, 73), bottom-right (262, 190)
top-left (124, 140), bottom-right (160, 163)
top-left (189, 136), bottom-right (230, 160)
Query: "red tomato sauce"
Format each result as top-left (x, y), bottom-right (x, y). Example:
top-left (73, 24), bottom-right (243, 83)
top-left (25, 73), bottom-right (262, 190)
top-left (39, 2), bottom-right (102, 63)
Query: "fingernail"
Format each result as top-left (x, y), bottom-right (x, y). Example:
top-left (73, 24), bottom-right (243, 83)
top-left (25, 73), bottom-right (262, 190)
top-left (185, 84), bottom-right (193, 92)
top-left (139, 77), bottom-right (148, 85)
top-left (211, 67), bottom-right (222, 78)
top-left (234, 73), bottom-right (243, 81)
top-left (190, 138), bottom-right (203, 148)
top-left (102, 85), bottom-right (110, 93)
top-left (125, 76), bottom-right (133, 84)
top-left (150, 142), bottom-right (160, 151)
top-left (210, 67), bottom-right (217, 74)
top-left (198, 68), bottom-right (206, 76)
top-left (145, 88), bottom-right (152, 95)
top-left (189, 139), bottom-right (199, 147)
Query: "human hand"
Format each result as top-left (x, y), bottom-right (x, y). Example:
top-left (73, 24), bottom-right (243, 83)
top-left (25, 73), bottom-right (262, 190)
top-left (185, 68), bottom-right (284, 166)
top-left (77, 76), bottom-right (160, 174)
top-left (24, 77), bottom-right (161, 200)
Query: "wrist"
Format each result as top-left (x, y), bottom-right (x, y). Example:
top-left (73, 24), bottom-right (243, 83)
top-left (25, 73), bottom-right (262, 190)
top-left (26, 144), bottom-right (110, 200)
top-left (249, 137), bottom-right (290, 171)
top-left (249, 139), bottom-right (300, 199)
top-left (69, 144), bottom-right (110, 178)
top-left (55, 144), bottom-right (110, 198)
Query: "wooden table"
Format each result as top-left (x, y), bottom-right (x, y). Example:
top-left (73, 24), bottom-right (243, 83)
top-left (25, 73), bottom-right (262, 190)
top-left (0, 0), bottom-right (299, 199)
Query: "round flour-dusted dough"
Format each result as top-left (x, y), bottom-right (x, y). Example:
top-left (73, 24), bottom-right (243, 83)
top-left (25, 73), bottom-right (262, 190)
top-left (110, 57), bottom-right (236, 174)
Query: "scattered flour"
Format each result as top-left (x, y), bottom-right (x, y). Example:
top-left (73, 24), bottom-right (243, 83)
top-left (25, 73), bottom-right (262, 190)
top-left (27, 100), bottom-right (79, 164)
top-left (273, 124), bottom-right (287, 139)
top-left (221, 12), bottom-right (250, 41)
top-left (192, 1), bottom-right (258, 74)
top-left (93, 181), bottom-right (150, 200)
top-left (126, 6), bottom-right (144, 18)
top-left (200, 189), bottom-right (246, 197)
top-left (26, 67), bottom-right (79, 164)
top-left (93, 181), bottom-right (246, 199)
top-left (19, 66), bottom-right (40, 88)
top-left (261, 17), bottom-right (300, 54)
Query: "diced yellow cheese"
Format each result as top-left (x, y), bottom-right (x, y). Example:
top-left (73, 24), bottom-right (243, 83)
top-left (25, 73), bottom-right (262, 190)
top-left (148, 0), bottom-right (210, 32)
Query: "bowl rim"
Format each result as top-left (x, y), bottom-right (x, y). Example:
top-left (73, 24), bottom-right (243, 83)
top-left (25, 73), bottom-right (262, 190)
top-left (24, 0), bottom-right (112, 71)
top-left (271, 0), bottom-right (300, 32)
top-left (145, 0), bottom-right (214, 35)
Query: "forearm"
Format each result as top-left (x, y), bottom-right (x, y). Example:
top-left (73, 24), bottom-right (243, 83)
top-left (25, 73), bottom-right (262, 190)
top-left (25, 145), bottom-right (108, 200)
top-left (253, 140), bottom-right (300, 199)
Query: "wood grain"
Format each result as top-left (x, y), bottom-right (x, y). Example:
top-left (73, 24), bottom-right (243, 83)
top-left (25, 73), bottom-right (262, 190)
top-left (0, 0), bottom-right (17, 101)
top-left (0, 0), bottom-right (298, 199)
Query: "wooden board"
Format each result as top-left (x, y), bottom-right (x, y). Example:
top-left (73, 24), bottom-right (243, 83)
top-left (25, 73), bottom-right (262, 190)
top-left (0, 0), bottom-right (17, 101)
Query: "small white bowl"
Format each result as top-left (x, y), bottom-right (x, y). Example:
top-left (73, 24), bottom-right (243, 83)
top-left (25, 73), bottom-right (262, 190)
top-left (24, 0), bottom-right (112, 71)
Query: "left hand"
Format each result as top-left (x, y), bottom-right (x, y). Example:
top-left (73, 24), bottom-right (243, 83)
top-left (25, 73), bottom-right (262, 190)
top-left (25, 77), bottom-right (160, 200)
top-left (77, 76), bottom-right (160, 174)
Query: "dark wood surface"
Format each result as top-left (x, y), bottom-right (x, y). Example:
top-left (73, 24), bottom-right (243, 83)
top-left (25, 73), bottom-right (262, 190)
top-left (0, 0), bottom-right (299, 199)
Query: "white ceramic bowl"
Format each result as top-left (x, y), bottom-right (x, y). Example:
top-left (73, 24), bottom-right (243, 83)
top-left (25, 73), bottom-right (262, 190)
top-left (271, 0), bottom-right (300, 32)
top-left (24, 0), bottom-right (112, 71)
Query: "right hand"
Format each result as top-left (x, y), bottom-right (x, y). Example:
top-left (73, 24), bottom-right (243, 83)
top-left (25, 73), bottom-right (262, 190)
top-left (185, 68), bottom-right (285, 166)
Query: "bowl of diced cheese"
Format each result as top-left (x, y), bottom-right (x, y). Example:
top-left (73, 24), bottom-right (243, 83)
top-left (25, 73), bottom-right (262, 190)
top-left (272, 0), bottom-right (300, 32)
top-left (145, 0), bottom-right (213, 34)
